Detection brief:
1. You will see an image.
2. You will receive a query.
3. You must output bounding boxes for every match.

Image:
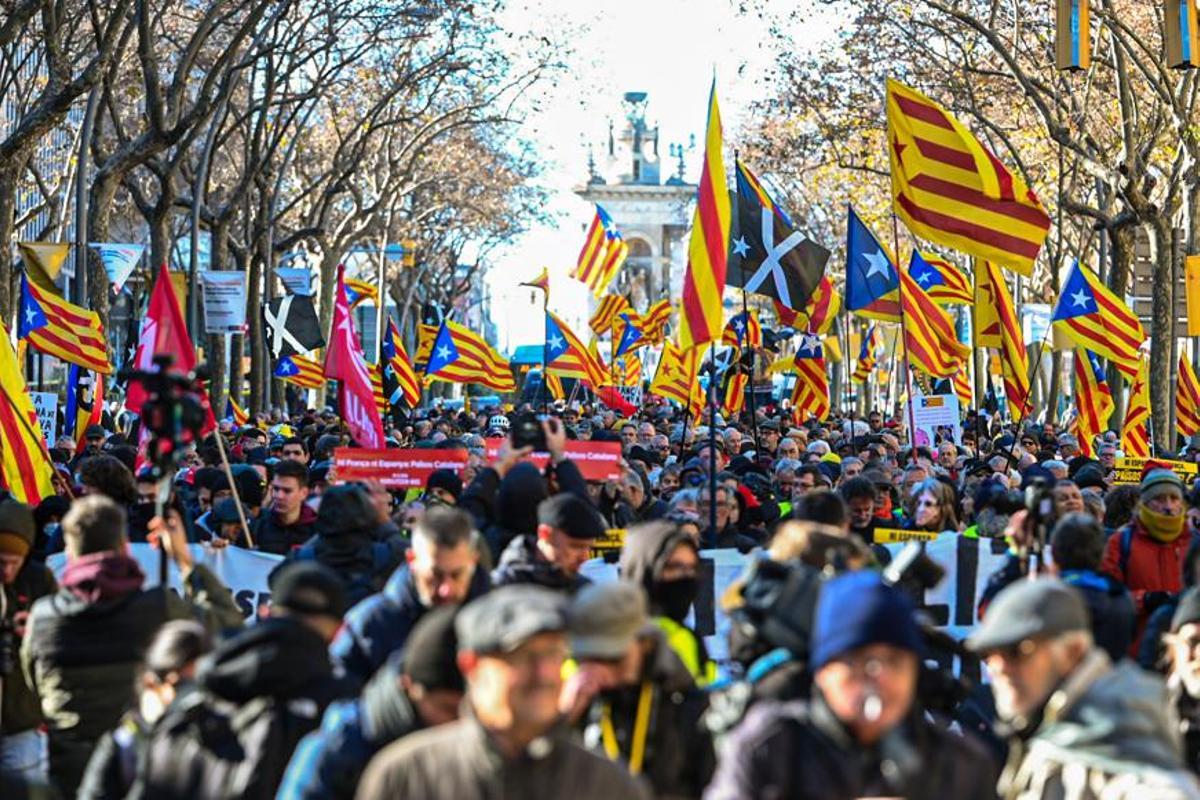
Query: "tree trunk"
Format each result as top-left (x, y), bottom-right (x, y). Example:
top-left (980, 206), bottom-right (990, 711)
top-left (316, 247), bottom-right (340, 408)
top-left (1105, 225), bottom-right (1137, 427)
top-left (1149, 217), bottom-right (1173, 454)
top-left (86, 172), bottom-right (122, 319)
top-left (0, 148), bottom-right (33, 321)
top-left (1046, 350), bottom-right (1061, 424)
top-left (206, 221), bottom-right (230, 413)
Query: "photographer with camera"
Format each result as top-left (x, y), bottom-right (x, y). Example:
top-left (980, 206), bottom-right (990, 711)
top-left (0, 500), bottom-right (56, 783)
top-left (707, 570), bottom-right (997, 799)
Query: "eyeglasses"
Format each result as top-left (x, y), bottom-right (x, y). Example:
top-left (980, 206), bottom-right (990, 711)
top-left (984, 638), bottom-right (1040, 664)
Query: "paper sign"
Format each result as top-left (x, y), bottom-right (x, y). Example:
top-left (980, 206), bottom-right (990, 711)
top-left (1112, 456), bottom-right (1199, 486)
top-left (483, 440), bottom-right (623, 482)
top-left (200, 271), bottom-right (248, 334)
top-left (909, 393), bottom-right (961, 447)
top-left (30, 391), bottom-right (57, 445)
top-left (874, 528), bottom-right (938, 544)
top-left (332, 447), bottom-right (469, 488)
top-left (275, 267), bottom-right (313, 297)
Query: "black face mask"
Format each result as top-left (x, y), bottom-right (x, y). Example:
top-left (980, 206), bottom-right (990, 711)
top-left (650, 576), bottom-right (698, 623)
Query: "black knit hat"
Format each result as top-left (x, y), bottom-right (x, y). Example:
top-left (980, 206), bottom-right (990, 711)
top-left (401, 605), bottom-right (464, 692)
top-left (538, 493), bottom-right (605, 540)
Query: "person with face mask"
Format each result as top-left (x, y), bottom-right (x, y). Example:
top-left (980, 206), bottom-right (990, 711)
top-left (560, 582), bottom-right (714, 798)
top-left (1101, 468), bottom-right (1200, 654)
top-left (619, 521), bottom-right (716, 686)
top-left (76, 621), bottom-right (211, 800)
top-left (968, 579), bottom-right (1198, 798)
top-left (708, 571), bottom-right (997, 799)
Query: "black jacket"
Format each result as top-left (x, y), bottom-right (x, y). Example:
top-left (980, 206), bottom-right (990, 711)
top-left (491, 534), bottom-right (591, 594)
top-left (2, 557), bottom-right (56, 736)
top-left (706, 691), bottom-right (998, 800)
top-left (701, 524), bottom-right (758, 553)
top-left (580, 634), bottom-right (714, 798)
top-left (460, 459), bottom-right (590, 561)
top-left (252, 505), bottom-right (318, 555)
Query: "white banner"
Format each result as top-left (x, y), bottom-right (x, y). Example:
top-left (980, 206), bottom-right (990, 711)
top-left (48, 543), bottom-right (282, 621)
top-left (909, 393), bottom-right (962, 447)
top-left (200, 271), bottom-right (248, 334)
top-left (582, 533), bottom-right (1009, 676)
top-left (275, 268), bottom-right (313, 297)
top-left (30, 391), bottom-right (57, 445)
top-left (89, 243), bottom-right (145, 292)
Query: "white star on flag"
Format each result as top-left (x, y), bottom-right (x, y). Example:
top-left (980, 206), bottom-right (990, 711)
top-left (1070, 288), bottom-right (1091, 308)
top-left (862, 249), bottom-right (892, 280)
top-left (732, 237), bottom-right (750, 257)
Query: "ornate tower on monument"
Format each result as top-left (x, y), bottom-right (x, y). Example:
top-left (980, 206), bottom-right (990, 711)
top-left (575, 92), bottom-right (695, 308)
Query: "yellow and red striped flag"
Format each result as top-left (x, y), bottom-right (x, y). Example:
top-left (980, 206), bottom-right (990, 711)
top-left (1052, 260), bottom-right (1146, 380)
top-left (344, 277), bottom-right (379, 308)
top-left (0, 323), bottom-right (55, 505)
top-left (976, 261), bottom-right (1031, 419)
top-left (424, 320), bottom-right (516, 393)
top-left (852, 324), bottom-right (878, 384)
top-left (546, 312), bottom-right (607, 388)
top-left (678, 80), bottom-right (732, 349)
top-left (274, 354), bottom-right (325, 389)
top-left (887, 79), bottom-right (1051, 277)
top-left (909, 251), bottom-right (973, 305)
top-left (1178, 355), bottom-right (1200, 439)
top-left (650, 340), bottom-right (703, 410)
top-left (952, 370), bottom-right (973, 410)
top-left (17, 272), bottom-right (111, 374)
top-left (773, 275), bottom-right (842, 335)
top-left (370, 363), bottom-right (389, 418)
top-left (790, 334), bottom-right (830, 421)
top-left (723, 371), bottom-right (748, 417)
top-left (641, 300), bottom-right (672, 342)
top-left (545, 371), bottom-right (565, 400)
top-left (225, 397), bottom-right (249, 426)
top-left (614, 353), bottom-right (642, 387)
top-left (900, 268), bottom-right (970, 378)
top-left (520, 267), bottom-right (550, 296)
top-left (383, 319), bottom-right (421, 408)
top-left (1070, 348), bottom-right (1114, 458)
top-left (414, 323), bottom-right (439, 369)
top-left (589, 294), bottom-right (630, 336)
top-left (573, 205), bottom-right (626, 296)
top-left (721, 310), bottom-right (762, 350)
top-left (1122, 356), bottom-right (1151, 457)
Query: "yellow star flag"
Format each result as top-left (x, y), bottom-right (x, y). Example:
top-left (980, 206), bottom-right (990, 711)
top-left (677, 79), bottom-right (732, 350)
top-left (1122, 356), bottom-right (1151, 457)
top-left (0, 323), bottom-right (56, 504)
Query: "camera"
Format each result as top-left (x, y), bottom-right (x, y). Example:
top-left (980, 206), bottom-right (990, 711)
top-left (510, 412), bottom-right (547, 451)
top-left (119, 355), bottom-right (210, 476)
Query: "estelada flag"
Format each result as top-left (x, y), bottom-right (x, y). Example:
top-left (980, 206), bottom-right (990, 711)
top-left (1121, 356), bottom-right (1151, 457)
top-left (887, 79), bottom-right (1050, 277)
top-left (0, 323), bottom-right (55, 504)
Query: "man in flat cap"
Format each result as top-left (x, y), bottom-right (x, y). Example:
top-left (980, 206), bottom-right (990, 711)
top-left (356, 586), bottom-right (648, 799)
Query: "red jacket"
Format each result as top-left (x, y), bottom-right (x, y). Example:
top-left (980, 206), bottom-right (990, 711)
top-left (1101, 520), bottom-right (1191, 652)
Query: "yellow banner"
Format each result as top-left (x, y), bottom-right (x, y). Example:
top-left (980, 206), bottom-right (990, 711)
top-left (1187, 256), bottom-right (1200, 337)
top-left (874, 527), bottom-right (938, 544)
top-left (590, 528), bottom-right (626, 559)
top-left (1112, 457), bottom-right (1199, 486)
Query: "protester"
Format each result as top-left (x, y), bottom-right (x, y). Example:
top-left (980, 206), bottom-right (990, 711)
top-left (707, 570), bottom-right (998, 799)
top-left (0, 500), bottom-right (56, 781)
top-left (21, 496), bottom-right (242, 796)
top-left (132, 562), bottom-right (350, 799)
top-left (331, 506), bottom-right (489, 686)
top-left (354, 586), bottom-right (649, 799)
top-left (492, 492), bottom-right (604, 593)
top-left (620, 521), bottom-right (716, 686)
top-left (278, 605), bottom-right (464, 800)
top-left (561, 582), bottom-right (715, 796)
top-left (253, 459), bottom-right (318, 554)
top-left (968, 579), bottom-right (1200, 797)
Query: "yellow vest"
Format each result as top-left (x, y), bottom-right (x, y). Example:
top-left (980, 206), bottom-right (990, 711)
top-left (654, 616), bottom-right (717, 686)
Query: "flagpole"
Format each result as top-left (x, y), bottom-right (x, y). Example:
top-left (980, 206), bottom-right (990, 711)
top-left (842, 313), bottom-right (854, 438)
top-left (740, 291), bottom-right (761, 459)
top-left (890, 213), bottom-right (919, 448)
top-left (707, 345), bottom-right (718, 538)
top-left (541, 290), bottom-right (548, 416)
top-left (971, 267), bottom-right (986, 453)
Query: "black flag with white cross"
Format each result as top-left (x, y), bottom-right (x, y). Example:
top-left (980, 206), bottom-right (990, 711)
top-left (725, 189), bottom-right (830, 311)
top-left (264, 295), bottom-right (325, 358)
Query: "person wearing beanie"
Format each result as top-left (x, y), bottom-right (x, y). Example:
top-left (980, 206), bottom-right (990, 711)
top-left (423, 469), bottom-right (462, 506)
top-left (491, 492), bottom-right (604, 594)
top-left (709, 570), bottom-right (996, 800)
top-left (1101, 467), bottom-right (1199, 655)
top-left (0, 500), bottom-right (56, 781)
top-left (278, 606), bottom-right (466, 800)
top-left (560, 582), bottom-right (714, 798)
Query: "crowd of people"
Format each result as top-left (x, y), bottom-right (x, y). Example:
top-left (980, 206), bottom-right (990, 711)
top-left (4, 395), bottom-right (1200, 798)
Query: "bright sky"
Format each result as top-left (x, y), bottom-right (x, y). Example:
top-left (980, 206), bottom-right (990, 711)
top-left (486, 0), bottom-right (838, 353)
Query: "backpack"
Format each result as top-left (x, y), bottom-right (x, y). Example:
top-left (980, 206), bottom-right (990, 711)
top-left (129, 689), bottom-right (322, 800)
top-left (1118, 526), bottom-right (1200, 577)
top-left (293, 539), bottom-right (404, 606)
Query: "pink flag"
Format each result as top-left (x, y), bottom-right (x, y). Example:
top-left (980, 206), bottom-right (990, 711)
top-left (324, 264), bottom-right (385, 447)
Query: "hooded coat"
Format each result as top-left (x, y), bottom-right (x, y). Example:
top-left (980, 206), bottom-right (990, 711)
top-left (329, 564), bottom-right (490, 688)
top-left (998, 649), bottom-right (1200, 800)
top-left (492, 534), bottom-right (591, 594)
top-left (277, 654), bottom-right (422, 800)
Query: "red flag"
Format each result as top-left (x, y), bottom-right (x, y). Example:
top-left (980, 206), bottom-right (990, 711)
top-left (324, 265), bottom-right (385, 448)
top-left (127, 265), bottom-right (214, 431)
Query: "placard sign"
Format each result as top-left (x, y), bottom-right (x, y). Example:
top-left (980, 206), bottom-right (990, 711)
top-left (30, 391), bottom-right (57, 445)
top-left (1112, 457), bottom-right (1199, 486)
top-left (591, 528), bottom-right (626, 560)
top-left (909, 393), bottom-right (961, 446)
top-left (199, 271), bottom-right (248, 333)
top-left (484, 439), bottom-right (623, 481)
top-left (332, 447), bottom-right (468, 488)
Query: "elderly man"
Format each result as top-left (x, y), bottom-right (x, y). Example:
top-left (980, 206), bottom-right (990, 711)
top-left (1102, 469), bottom-right (1198, 651)
top-left (638, 421), bottom-right (656, 447)
top-left (356, 587), bottom-right (647, 799)
top-left (776, 437), bottom-right (801, 462)
top-left (708, 571), bottom-right (996, 798)
top-left (723, 428), bottom-right (743, 456)
top-left (968, 580), bottom-right (1197, 798)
